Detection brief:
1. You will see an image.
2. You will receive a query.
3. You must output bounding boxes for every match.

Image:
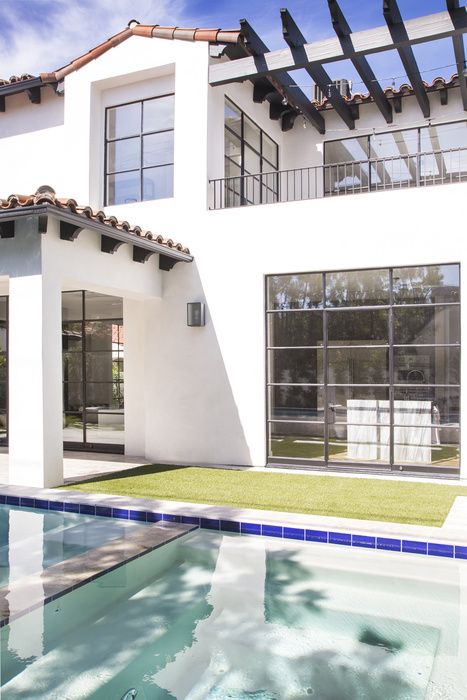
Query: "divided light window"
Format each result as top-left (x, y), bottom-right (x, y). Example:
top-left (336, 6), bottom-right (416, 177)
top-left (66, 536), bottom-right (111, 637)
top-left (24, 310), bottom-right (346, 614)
top-left (225, 97), bottom-right (279, 206)
top-left (324, 120), bottom-right (467, 194)
top-left (105, 94), bottom-right (175, 205)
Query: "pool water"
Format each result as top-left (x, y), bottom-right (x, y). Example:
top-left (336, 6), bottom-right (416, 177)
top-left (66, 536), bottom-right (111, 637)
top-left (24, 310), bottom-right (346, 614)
top-left (1, 530), bottom-right (466, 699)
top-left (0, 504), bottom-right (148, 586)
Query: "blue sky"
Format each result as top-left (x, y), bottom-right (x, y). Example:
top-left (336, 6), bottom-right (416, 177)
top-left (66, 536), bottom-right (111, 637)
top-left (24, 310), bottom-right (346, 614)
top-left (0, 0), bottom-right (465, 92)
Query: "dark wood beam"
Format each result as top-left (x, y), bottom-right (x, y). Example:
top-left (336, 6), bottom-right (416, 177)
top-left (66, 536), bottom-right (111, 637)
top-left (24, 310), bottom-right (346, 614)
top-left (252, 80), bottom-right (275, 103)
top-left (383, 0), bottom-right (430, 117)
top-left (240, 19), bottom-right (325, 133)
top-left (60, 221), bottom-right (83, 241)
top-left (0, 96), bottom-right (5, 113)
top-left (0, 221), bottom-right (15, 238)
top-left (26, 86), bottom-right (41, 104)
top-left (281, 8), bottom-right (355, 129)
top-left (328, 0), bottom-right (393, 123)
top-left (101, 234), bottom-right (124, 254)
top-left (209, 8), bottom-right (467, 86)
top-left (447, 1), bottom-right (467, 110)
top-left (159, 254), bottom-right (179, 271)
top-left (133, 246), bottom-right (155, 263)
top-left (37, 214), bottom-right (48, 233)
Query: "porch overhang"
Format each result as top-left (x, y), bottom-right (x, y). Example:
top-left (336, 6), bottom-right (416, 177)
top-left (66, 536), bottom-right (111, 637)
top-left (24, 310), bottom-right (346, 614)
top-left (0, 188), bottom-right (193, 271)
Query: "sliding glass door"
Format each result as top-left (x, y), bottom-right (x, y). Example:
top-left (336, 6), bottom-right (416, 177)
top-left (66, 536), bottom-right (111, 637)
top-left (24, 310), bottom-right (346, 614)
top-left (267, 264), bottom-right (460, 474)
top-left (62, 291), bottom-right (124, 452)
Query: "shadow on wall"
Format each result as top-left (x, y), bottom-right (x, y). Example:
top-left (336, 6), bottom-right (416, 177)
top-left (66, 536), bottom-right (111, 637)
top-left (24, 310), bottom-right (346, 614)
top-left (145, 260), bottom-right (254, 467)
top-left (0, 92), bottom-right (64, 139)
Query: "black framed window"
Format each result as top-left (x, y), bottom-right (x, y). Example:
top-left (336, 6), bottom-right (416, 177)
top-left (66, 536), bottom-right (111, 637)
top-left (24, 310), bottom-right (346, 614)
top-left (324, 120), bottom-right (467, 194)
top-left (225, 97), bottom-right (279, 206)
top-left (62, 291), bottom-right (124, 452)
top-left (105, 94), bottom-right (175, 205)
top-left (0, 297), bottom-right (7, 446)
top-left (267, 264), bottom-right (460, 474)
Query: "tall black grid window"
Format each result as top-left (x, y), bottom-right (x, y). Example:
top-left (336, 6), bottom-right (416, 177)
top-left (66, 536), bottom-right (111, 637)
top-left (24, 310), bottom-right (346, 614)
top-left (105, 94), bottom-right (174, 205)
top-left (62, 291), bottom-right (124, 453)
top-left (225, 97), bottom-right (279, 206)
top-left (324, 120), bottom-right (467, 194)
top-left (267, 264), bottom-right (460, 474)
top-left (0, 297), bottom-right (7, 446)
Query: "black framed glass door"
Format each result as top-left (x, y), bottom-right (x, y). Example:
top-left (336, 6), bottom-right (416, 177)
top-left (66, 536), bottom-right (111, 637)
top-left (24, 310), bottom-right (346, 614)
top-left (0, 297), bottom-right (7, 446)
top-left (62, 291), bottom-right (124, 453)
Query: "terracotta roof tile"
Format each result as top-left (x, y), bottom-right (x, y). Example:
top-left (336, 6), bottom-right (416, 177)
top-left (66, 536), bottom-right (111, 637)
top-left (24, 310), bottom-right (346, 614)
top-left (0, 186), bottom-right (190, 255)
top-left (314, 74), bottom-right (461, 110)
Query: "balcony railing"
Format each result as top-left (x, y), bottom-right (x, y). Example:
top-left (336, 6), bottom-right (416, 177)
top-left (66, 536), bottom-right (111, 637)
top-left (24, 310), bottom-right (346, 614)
top-left (209, 147), bottom-right (467, 210)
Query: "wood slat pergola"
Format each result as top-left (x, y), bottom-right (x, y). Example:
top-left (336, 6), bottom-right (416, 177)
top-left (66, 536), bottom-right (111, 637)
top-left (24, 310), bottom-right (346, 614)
top-left (211, 1), bottom-right (467, 132)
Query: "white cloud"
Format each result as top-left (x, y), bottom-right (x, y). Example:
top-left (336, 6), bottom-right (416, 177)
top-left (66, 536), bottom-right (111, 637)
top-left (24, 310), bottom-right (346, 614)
top-left (0, 0), bottom-right (187, 78)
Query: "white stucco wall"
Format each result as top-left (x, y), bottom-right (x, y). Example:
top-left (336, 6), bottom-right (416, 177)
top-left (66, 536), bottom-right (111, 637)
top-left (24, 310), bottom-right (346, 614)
top-left (0, 33), bottom-right (465, 480)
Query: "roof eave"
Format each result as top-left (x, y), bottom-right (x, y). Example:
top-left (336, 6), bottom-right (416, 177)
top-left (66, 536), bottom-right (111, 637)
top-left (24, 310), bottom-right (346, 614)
top-left (0, 204), bottom-right (193, 263)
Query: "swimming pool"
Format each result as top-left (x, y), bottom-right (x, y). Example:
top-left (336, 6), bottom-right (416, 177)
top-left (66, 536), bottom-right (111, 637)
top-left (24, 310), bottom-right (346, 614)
top-left (0, 504), bottom-right (148, 586)
top-left (1, 529), bottom-right (466, 699)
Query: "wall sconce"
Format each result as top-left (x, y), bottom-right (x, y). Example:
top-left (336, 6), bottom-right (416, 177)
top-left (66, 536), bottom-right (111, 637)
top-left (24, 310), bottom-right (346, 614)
top-left (187, 302), bottom-right (205, 327)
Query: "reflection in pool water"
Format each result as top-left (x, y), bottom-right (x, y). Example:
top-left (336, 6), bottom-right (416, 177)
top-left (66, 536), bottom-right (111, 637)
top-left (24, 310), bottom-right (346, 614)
top-left (1, 530), bottom-right (466, 699)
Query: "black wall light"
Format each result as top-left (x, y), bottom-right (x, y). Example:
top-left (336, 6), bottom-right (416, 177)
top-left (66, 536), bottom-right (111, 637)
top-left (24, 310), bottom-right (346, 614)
top-left (187, 302), bottom-right (205, 327)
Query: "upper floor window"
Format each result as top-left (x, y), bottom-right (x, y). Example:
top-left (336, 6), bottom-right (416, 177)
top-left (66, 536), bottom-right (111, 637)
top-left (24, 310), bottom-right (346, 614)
top-left (105, 94), bottom-right (174, 205)
top-left (324, 120), bottom-right (467, 194)
top-left (224, 98), bottom-right (279, 206)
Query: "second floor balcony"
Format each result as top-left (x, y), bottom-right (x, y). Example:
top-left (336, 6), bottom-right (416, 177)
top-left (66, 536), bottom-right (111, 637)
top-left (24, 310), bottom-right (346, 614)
top-left (209, 147), bottom-right (467, 210)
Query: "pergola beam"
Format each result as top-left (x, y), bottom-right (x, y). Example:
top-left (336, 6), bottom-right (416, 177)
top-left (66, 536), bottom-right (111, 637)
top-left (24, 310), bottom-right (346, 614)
top-left (280, 8), bottom-right (355, 129)
top-left (239, 19), bottom-right (325, 133)
top-left (383, 0), bottom-right (430, 117)
top-left (328, 0), bottom-right (393, 123)
top-left (209, 8), bottom-right (467, 87)
top-left (447, 0), bottom-right (467, 110)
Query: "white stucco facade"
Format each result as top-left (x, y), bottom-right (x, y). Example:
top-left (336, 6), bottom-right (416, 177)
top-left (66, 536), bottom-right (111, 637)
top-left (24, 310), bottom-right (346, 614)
top-left (0, 31), bottom-right (465, 485)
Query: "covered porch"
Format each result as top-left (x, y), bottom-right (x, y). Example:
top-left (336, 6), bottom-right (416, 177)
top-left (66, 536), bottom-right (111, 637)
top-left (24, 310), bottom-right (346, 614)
top-left (0, 186), bottom-right (192, 488)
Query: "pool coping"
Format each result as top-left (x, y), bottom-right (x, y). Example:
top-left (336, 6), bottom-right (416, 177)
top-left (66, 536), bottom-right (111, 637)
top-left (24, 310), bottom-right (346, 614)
top-left (0, 519), bottom-right (196, 628)
top-left (1, 484), bottom-right (466, 562)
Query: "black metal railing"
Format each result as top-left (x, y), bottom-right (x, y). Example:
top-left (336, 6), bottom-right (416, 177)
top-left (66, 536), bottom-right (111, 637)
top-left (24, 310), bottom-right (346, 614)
top-left (209, 147), bottom-right (467, 209)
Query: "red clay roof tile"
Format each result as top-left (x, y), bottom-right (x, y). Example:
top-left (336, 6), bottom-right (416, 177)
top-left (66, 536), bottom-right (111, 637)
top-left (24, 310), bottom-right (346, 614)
top-left (0, 186), bottom-right (190, 255)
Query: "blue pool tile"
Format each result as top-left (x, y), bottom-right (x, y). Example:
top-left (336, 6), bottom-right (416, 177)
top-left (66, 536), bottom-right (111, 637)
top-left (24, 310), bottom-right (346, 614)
top-left (220, 520), bottom-right (240, 533)
top-left (352, 535), bottom-right (376, 549)
top-left (64, 502), bottom-right (80, 513)
top-left (79, 504), bottom-right (96, 516)
top-left (201, 518), bottom-right (220, 530)
top-left (329, 531), bottom-right (352, 546)
top-left (0, 494), bottom-right (5, 504)
top-left (112, 508), bottom-right (129, 520)
top-left (402, 540), bottom-right (427, 555)
top-left (49, 501), bottom-right (64, 511)
top-left (130, 510), bottom-right (147, 522)
top-left (455, 546), bottom-right (467, 560)
top-left (377, 537), bottom-right (401, 552)
top-left (306, 529), bottom-right (328, 543)
top-left (284, 527), bottom-right (305, 541)
top-left (6, 496), bottom-right (20, 506)
top-left (34, 499), bottom-right (49, 510)
top-left (162, 513), bottom-right (181, 523)
top-left (20, 497), bottom-right (35, 508)
top-left (240, 522), bottom-right (261, 535)
top-left (95, 506), bottom-right (112, 518)
top-left (181, 515), bottom-right (200, 526)
top-left (146, 512), bottom-right (162, 522)
top-left (427, 543), bottom-right (454, 558)
top-left (262, 524), bottom-right (283, 538)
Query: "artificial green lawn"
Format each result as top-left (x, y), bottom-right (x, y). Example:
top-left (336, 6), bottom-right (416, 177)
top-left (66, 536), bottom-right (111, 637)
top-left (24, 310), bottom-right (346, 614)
top-left (61, 464), bottom-right (467, 527)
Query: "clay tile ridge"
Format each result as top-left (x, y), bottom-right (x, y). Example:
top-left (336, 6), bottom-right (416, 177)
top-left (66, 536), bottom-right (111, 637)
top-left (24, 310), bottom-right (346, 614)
top-left (313, 73), bottom-right (461, 109)
top-left (0, 186), bottom-right (190, 255)
top-left (38, 21), bottom-right (243, 85)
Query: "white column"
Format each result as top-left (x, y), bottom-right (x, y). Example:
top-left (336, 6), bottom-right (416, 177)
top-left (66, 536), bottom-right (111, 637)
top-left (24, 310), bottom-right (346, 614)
top-left (8, 273), bottom-right (63, 487)
top-left (123, 297), bottom-right (147, 457)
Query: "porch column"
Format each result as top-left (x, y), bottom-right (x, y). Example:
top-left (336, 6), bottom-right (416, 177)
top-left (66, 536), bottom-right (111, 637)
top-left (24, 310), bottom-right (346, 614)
top-left (8, 274), bottom-right (63, 487)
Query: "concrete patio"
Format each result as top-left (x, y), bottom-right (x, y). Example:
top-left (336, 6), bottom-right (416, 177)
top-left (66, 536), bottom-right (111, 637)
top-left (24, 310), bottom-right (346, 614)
top-left (0, 450), bottom-right (149, 486)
